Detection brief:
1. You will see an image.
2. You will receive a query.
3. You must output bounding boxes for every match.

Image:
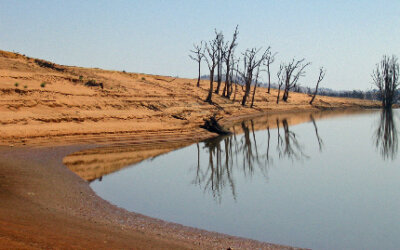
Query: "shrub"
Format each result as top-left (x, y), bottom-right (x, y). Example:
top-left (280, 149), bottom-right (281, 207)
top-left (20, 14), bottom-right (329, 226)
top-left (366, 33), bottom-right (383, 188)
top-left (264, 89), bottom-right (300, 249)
top-left (79, 75), bottom-right (83, 80)
top-left (14, 82), bottom-right (19, 87)
top-left (40, 82), bottom-right (46, 88)
top-left (141, 77), bottom-right (145, 80)
top-left (24, 85), bottom-right (28, 89)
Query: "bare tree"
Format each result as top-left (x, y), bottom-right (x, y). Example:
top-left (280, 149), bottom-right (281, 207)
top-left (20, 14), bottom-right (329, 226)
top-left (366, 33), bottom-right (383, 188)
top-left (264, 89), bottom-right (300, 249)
top-left (204, 35), bottom-right (220, 103)
top-left (238, 48), bottom-right (268, 106)
top-left (372, 55), bottom-right (399, 109)
top-left (227, 54), bottom-right (236, 98)
top-left (189, 42), bottom-right (204, 88)
top-left (265, 50), bottom-right (277, 94)
top-left (310, 67), bottom-right (326, 105)
top-left (281, 59), bottom-right (311, 102)
top-left (232, 59), bottom-right (240, 102)
top-left (222, 26), bottom-right (239, 98)
top-left (276, 65), bottom-right (284, 104)
top-left (250, 65), bottom-right (261, 108)
top-left (214, 30), bottom-right (225, 95)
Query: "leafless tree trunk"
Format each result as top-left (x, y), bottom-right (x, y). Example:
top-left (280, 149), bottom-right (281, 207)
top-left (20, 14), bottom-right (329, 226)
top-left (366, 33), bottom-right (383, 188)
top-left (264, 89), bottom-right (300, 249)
top-left (372, 55), bottom-right (399, 109)
top-left (233, 62), bottom-right (240, 102)
top-left (265, 50), bottom-right (276, 94)
top-left (222, 26), bottom-right (239, 98)
top-left (250, 65), bottom-right (261, 108)
top-left (214, 30), bottom-right (225, 95)
top-left (276, 65), bottom-right (284, 104)
top-left (238, 48), bottom-right (268, 106)
top-left (281, 59), bottom-right (311, 102)
top-left (204, 34), bottom-right (220, 103)
top-left (189, 42), bottom-right (204, 87)
top-left (310, 67), bottom-right (326, 105)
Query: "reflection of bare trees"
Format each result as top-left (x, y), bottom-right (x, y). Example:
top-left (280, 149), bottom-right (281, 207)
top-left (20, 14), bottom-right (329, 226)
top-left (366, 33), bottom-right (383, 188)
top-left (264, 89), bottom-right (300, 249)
top-left (310, 114), bottom-right (324, 152)
top-left (276, 119), bottom-right (307, 160)
top-left (192, 135), bottom-right (236, 203)
top-left (193, 117), bottom-right (324, 202)
top-left (374, 109), bottom-right (398, 160)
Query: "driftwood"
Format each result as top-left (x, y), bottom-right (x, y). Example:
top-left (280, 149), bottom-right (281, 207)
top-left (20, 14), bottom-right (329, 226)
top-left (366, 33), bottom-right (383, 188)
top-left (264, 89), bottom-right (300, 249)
top-left (200, 116), bottom-right (231, 135)
top-left (85, 80), bottom-right (104, 89)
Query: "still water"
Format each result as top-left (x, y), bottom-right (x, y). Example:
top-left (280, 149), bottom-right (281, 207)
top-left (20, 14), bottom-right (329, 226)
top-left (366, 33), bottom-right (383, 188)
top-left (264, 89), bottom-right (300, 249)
top-left (91, 110), bottom-right (400, 249)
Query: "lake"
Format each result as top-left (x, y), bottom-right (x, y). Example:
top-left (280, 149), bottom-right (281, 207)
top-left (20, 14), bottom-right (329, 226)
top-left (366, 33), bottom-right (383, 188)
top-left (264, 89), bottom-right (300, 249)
top-left (90, 109), bottom-right (400, 249)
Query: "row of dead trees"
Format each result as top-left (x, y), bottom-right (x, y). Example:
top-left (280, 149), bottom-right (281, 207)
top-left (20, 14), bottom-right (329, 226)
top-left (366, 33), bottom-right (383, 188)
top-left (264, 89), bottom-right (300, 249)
top-left (189, 26), bottom-right (326, 107)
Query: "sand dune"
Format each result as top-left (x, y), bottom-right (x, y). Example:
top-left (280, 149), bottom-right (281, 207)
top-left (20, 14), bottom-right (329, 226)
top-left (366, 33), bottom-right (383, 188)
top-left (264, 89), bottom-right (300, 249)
top-left (0, 50), bottom-right (379, 146)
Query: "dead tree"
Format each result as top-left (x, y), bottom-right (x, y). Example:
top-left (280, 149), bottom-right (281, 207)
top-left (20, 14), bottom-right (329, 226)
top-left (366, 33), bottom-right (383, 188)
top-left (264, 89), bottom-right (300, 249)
top-left (222, 26), bottom-right (239, 98)
top-left (265, 49), bottom-right (276, 94)
top-left (276, 65), bottom-right (284, 104)
top-left (204, 35), bottom-right (220, 103)
top-left (189, 42), bottom-right (204, 88)
top-left (372, 55), bottom-right (399, 109)
top-left (281, 59), bottom-right (311, 102)
top-left (250, 65), bottom-right (261, 108)
top-left (238, 48), bottom-right (268, 106)
top-left (214, 30), bottom-right (225, 94)
top-left (232, 59), bottom-right (240, 102)
top-left (227, 55), bottom-right (236, 98)
top-left (310, 67), bottom-right (326, 105)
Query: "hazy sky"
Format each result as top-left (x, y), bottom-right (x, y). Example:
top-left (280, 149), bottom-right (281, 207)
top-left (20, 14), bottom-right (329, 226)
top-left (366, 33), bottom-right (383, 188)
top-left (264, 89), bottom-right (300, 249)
top-left (1, 0), bottom-right (399, 90)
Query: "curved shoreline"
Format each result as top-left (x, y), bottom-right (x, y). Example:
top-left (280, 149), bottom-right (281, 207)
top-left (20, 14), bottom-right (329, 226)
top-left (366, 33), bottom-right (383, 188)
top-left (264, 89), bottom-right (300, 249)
top-left (0, 132), bottom-right (296, 250)
top-left (0, 108), bottom-right (379, 249)
top-left (0, 51), bottom-right (381, 248)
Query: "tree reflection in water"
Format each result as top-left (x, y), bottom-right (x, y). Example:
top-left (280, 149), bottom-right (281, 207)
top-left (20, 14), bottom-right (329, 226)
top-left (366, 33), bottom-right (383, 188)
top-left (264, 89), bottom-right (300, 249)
top-left (277, 119), bottom-right (308, 160)
top-left (374, 109), bottom-right (398, 160)
top-left (193, 116), bottom-right (323, 203)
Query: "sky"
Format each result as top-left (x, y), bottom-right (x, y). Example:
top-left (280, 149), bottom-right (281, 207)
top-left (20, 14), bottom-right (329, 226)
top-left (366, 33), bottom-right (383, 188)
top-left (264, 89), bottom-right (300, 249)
top-left (1, 0), bottom-right (399, 90)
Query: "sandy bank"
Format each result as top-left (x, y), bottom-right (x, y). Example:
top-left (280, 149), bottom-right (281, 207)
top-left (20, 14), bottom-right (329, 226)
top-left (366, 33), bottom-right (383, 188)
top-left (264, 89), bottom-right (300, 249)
top-left (0, 50), bottom-right (380, 249)
top-left (0, 50), bottom-right (379, 146)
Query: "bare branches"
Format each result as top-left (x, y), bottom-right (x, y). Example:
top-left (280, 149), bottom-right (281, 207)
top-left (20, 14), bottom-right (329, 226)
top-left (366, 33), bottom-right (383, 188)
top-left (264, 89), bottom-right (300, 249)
top-left (237, 47), bottom-right (269, 106)
top-left (222, 25), bottom-right (239, 98)
top-left (250, 64), bottom-right (261, 108)
top-left (372, 55), bottom-right (399, 109)
top-left (276, 64), bottom-right (284, 104)
top-left (281, 59), bottom-right (311, 102)
top-left (265, 50), bottom-right (277, 94)
top-left (203, 35), bottom-right (220, 103)
top-left (309, 67), bottom-right (326, 105)
top-left (214, 30), bottom-right (225, 95)
top-left (189, 42), bottom-right (204, 87)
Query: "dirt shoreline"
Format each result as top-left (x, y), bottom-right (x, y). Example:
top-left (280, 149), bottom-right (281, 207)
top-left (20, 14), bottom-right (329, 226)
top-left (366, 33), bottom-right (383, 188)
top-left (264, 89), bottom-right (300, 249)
top-left (0, 117), bottom-right (304, 250)
top-left (0, 109), bottom-right (379, 249)
top-left (0, 50), bottom-right (380, 248)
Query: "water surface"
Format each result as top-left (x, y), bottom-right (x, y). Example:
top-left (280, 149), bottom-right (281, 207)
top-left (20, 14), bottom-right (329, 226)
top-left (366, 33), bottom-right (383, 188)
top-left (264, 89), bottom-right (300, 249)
top-left (91, 110), bottom-right (400, 249)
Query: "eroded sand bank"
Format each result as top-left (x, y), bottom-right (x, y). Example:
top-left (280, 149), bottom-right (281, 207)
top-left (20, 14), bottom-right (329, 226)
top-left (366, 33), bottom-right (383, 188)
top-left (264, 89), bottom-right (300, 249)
top-left (0, 50), bottom-right (380, 249)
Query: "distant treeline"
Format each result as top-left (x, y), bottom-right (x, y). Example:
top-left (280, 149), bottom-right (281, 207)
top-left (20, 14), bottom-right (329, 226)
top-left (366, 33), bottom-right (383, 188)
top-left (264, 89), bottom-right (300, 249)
top-left (200, 74), bottom-right (389, 102)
